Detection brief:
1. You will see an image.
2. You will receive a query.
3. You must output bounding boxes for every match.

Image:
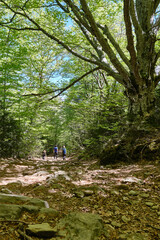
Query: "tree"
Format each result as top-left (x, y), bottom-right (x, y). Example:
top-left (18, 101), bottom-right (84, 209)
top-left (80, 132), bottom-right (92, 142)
top-left (0, 27), bottom-right (26, 157)
top-left (0, 0), bottom-right (160, 123)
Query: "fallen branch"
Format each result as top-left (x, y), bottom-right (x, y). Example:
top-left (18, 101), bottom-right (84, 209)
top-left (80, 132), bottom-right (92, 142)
top-left (17, 229), bottom-right (34, 240)
top-left (0, 219), bottom-right (30, 225)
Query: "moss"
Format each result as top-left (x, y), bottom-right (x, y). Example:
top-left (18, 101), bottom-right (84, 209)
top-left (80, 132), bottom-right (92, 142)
top-left (100, 129), bottom-right (160, 165)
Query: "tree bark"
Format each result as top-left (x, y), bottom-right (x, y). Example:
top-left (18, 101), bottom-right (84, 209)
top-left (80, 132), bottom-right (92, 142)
top-left (125, 83), bottom-right (155, 121)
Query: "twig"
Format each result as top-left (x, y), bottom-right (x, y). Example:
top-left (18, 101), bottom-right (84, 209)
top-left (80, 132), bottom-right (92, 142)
top-left (17, 229), bottom-right (34, 240)
top-left (0, 219), bottom-right (30, 225)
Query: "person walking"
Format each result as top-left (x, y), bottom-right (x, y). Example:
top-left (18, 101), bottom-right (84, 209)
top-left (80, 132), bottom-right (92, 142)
top-left (53, 145), bottom-right (58, 159)
top-left (42, 150), bottom-right (47, 160)
top-left (62, 146), bottom-right (66, 160)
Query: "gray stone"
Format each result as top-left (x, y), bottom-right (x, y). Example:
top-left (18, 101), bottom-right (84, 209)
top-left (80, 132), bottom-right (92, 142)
top-left (26, 223), bottom-right (56, 238)
top-left (53, 212), bottom-right (104, 240)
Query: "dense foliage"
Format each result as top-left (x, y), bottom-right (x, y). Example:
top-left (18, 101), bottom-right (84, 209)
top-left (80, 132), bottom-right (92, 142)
top-left (0, 0), bottom-right (160, 159)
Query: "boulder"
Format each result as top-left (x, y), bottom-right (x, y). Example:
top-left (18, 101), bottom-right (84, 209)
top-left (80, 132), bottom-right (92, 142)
top-left (0, 204), bottom-right (22, 220)
top-left (37, 208), bottom-right (59, 220)
top-left (0, 193), bottom-right (48, 208)
top-left (26, 223), bottom-right (56, 238)
top-left (53, 212), bottom-right (105, 240)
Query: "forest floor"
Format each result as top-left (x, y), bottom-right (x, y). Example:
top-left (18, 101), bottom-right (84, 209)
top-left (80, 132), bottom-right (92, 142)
top-left (0, 156), bottom-right (160, 239)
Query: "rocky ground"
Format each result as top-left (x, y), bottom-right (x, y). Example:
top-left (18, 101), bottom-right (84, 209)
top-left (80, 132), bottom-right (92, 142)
top-left (0, 156), bottom-right (160, 239)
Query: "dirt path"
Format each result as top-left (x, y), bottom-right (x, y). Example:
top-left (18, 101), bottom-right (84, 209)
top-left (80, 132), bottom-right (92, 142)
top-left (0, 156), bottom-right (160, 239)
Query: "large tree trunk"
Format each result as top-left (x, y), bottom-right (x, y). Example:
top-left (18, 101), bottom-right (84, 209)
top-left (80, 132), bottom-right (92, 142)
top-left (125, 83), bottom-right (156, 122)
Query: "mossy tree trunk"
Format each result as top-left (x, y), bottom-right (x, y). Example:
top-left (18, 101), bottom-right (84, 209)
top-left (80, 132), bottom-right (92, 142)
top-left (125, 81), bottom-right (156, 122)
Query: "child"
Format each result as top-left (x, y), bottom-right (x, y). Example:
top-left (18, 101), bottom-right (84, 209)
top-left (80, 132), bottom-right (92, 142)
top-left (42, 150), bottom-right (46, 160)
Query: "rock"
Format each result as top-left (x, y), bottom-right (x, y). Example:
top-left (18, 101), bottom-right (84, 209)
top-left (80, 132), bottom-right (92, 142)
top-left (38, 208), bottom-right (59, 220)
top-left (53, 171), bottom-right (71, 181)
top-left (0, 204), bottom-right (22, 220)
top-left (50, 183), bottom-right (63, 189)
top-left (119, 232), bottom-right (147, 239)
top-left (145, 202), bottom-right (154, 207)
top-left (111, 190), bottom-right (119, 195)
top-left (114, 206), bottom-right (120, 211)
top-left (7, 181), bottom-right (22, 187)
top-left (123, 197), bottom-right (129, 201)
top-left (53, 212), bottom-right (104, 240)
top-left (22, 205), bottom-right (40, 213)
top-left (111, 221), bottom-right (122, 228)
top-left (121, 215), bottom-right (130, 223)
top-left (115, 184), bottom-right (129, 190)
top-left (74, 191), bottom-right (85, 198)
top-left (0, 188), bottom-right (13, 194)
top-left (152, 205), bottom-right (159, 210)
top-left (47, 171), bottom-right (71, 183)
top-left (122, 177), bottom-right (141, 183)
top-left (128, 190), bottom-right (138, 196)
top-left (0, 193), bottom-right (49, 208)
top-left (102, 224), bottom-right (116, 239)
top-left (74, 188), bottom-right (94, 198)
top-left (26, 223), bottom-right (56, 238)
top-left (33, 171), bottom-right (49, 176)
top-left (106, 211), bottom-right (113, 217)
top-left (140, 193), bottom-right (149, 198)
top-left (83, 189), bottom-right (94, 196)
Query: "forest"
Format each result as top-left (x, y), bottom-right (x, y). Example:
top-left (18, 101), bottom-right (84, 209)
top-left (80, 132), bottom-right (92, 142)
top-left (0, 0), bottom-right (160, 239)
top-left (0, 0), bottom-right (160, 161)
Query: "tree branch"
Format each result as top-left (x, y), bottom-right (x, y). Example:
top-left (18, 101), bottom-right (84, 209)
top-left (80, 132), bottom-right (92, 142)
top-left (22, 0), bottom-right (30, 9)
top-left (48, 67), bottom-right (101, 100)
top-left (63, 0), bottom-right (92, 32)
top-left (155, 50), bottom-right (160, 65)
top-left (23, 88), bottom-right (63, 97)
top-left (1, 1), bottom-right (125, 84)
top-left (97, 23), bottom-right (131, 69)
top-left (55, 0), bottom-right (69, 13)
top-left (123, 0), bottom-right (142, 85)
top-left (154, 0), bottom-right (160, 12)
top-left (0, 6), bottom-right (98, 66)
top-left (58, 0), bottom-right (113, 71)
top-left (79, 0), bottom-right (130, 81)
top-left (23, 67), bottom-right (100, 98)
top-left (155, 74), bottom-right (160, 86)
top-left (129, 0), bottom-right (143, 40)
top-left (153, 15), bottom-right (160, 31)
